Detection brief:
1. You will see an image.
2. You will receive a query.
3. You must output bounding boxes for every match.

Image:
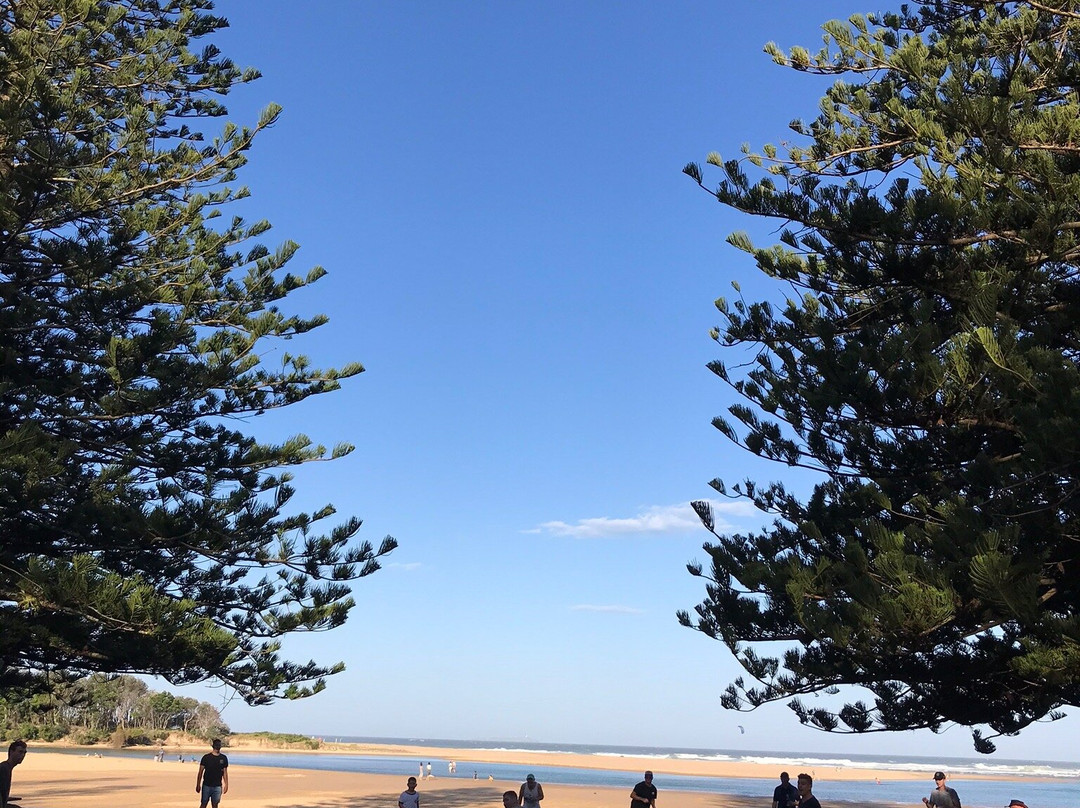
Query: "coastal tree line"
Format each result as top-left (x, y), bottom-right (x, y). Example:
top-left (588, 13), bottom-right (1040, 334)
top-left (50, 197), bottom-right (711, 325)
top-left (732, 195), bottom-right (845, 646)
top-left (0, 674), bottom-right (228, 745)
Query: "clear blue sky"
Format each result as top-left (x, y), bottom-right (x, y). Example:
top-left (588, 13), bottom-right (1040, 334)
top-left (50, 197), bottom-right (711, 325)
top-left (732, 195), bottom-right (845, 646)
top-left (161, 0), bottom-right (1076, 762)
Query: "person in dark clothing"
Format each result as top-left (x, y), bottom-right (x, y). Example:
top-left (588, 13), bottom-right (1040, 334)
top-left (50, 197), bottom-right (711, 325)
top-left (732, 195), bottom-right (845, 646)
top-left (1, 740), bottom-right (27, 808)
top-left (630, 771), bottom-right (657, 808)
top-left (773, 771), bottom-right (799, 808)
top-left (923, 772), bottom-right (961, 808)
top-left (195, 738), bottom-right (229, 808)
top-left (796, 773), bottom-right (821, 808)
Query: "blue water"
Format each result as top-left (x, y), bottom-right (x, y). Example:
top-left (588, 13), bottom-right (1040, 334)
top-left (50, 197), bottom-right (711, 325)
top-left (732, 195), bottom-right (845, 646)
top-left (94, 737), bottom-right (1077, 808)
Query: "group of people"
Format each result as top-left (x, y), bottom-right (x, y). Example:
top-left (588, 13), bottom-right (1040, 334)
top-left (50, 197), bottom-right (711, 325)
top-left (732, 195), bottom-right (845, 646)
top-left (405, 771), bottom-right (547, 808)
top-left (771, 767), bottom-right (1030, 808)
top-left (771, 771), bottom-right (821, 808)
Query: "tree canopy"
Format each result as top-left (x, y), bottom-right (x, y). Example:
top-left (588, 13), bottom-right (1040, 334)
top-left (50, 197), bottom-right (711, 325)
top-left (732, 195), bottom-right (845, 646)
top-left (680, 0), bottom-right (1080, 753)
top-left (0, 673), bottom-right (228, 743)
top-left (1, 0), bottom-right (395, 704)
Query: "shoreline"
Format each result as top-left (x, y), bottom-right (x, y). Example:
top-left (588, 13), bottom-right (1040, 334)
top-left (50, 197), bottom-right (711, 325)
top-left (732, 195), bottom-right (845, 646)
top-left (37, 740), bottom-right (1057, 784)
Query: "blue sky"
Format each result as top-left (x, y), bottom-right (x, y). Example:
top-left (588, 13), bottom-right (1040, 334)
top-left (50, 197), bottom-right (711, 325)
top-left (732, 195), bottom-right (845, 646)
top-left (160, 1), bottom-right (1077, 762)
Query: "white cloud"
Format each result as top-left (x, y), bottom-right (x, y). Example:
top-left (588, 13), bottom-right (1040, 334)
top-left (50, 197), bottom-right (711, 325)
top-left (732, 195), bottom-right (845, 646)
top-left (570, 604), bottom-right (644, 614)
top-left (528, 500), bottom-right (755, 538)
top-left (386, 562), bottom-right (423, 571)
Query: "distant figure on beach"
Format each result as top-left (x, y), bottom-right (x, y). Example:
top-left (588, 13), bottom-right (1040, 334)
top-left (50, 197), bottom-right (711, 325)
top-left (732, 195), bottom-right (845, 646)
top-left (1, 739), bottom-right (28, 808)
top-left (427, 762), bottom-right (432, 779)
top-left (195, 738), bottom-right (229, 808)
top-left (399, 776), bottom-right (420, 808)
top-left (923, 772), bottom-right (961, 808)
top-left (474, 771), bottom-right (478, 780)
top-left (795, 773), bottom-right (820, 808)
top-left (630, 770), bottom-right (657, 808)
top-left (773, 771), bottom-right (798, 808)
top-left (503, 791), bottom-right (520, 808)
top-left (419, 762), bottom-right (425, 779)
top-left (520, 773), bottom-right (544, 808)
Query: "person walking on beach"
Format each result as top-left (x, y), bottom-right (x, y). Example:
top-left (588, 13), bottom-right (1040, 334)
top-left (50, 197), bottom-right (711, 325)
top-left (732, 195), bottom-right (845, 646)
top-left (399, 776), bottom-right (420, 808)
top-left (923, 772), bottom-right (961, 808)
top-left (195, 738), bottom-right (229, 808)
top-left (520, 773), bottom-right (544, 808)
top-left (773, 771), bottom-right (798, 808)
top-left (630, 771), bottom-right (657, 808)
top-left (1, 740), bottom-right (27, 808)
top-left (426, 762), bottom-right (432, 779)
top-left (795, 773), bottom-right (820, 808)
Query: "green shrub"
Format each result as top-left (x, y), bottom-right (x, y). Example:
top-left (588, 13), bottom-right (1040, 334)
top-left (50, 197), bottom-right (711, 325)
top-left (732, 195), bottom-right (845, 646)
top-left (14, 724), bottom-right (38, 741)
top-left (70, 729), bottom-right (104, 745)
top-left (38, 724), bottom-right (69, 742)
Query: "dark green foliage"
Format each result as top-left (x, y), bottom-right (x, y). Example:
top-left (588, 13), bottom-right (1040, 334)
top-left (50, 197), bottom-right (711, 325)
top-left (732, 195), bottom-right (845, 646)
top-left (1, 674), bottom-right (227, 742)
top-left (680, 1), bottom-right (1080, 753)
top-left (0, 1), bottom-right (395, 703)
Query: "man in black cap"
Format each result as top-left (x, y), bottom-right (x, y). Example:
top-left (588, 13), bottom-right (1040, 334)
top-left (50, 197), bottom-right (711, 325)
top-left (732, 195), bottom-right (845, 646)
top-left (923, 772), bottom-right (961, 808)
top-left (1006, 801), bottom-right (1027, 808)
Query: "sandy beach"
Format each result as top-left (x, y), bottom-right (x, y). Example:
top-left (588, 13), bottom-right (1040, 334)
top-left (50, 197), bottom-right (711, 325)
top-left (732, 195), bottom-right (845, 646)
top-left (11, 751), bottom-right (764, 808)
top-left (10, 745), bottom-right (1024, 808)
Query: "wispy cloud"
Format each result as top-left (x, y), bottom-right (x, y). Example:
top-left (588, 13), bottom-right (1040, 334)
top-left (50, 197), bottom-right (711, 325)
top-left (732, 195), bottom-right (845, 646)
top-left (570, 604), bottom-right (644, 614)
top-left (386, 562), bottom-right (423, 571)
top-left (526, 500), bottom-right (755, 538)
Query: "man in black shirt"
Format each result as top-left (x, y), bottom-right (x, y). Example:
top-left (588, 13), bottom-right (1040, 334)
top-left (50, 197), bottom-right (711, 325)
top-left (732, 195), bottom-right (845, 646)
top-left (923, 772), bottom-right (961, 808)
top-left (773, 772), bottom-right (798, 808)
top-left (195, 738), bottom-right (229, 808)
top-left (630, 771), bottom-right (656, 808)
top-left (796, 773), bottom-right (821, 808)
top-left (0, 740), bottom-right (27, 808)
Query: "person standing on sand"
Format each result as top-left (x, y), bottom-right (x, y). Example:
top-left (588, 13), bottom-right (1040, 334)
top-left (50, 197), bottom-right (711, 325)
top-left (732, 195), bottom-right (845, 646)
top-left (795, 773), bottom-right (821, 808)
top-left (773, 771), bottom-right (798, 808)
top-left (519, 773), bottom-right (544, 808)
top-left (630, 770), bottom-right (657, 808)
top-left (195, 738), bottom-right (229, 808)
top-left (1, 740), bottom-right (27, 808)
top-left (399, 776), bottom-right (420, 808)
top-left (923, 772), bottom-right (961, 808)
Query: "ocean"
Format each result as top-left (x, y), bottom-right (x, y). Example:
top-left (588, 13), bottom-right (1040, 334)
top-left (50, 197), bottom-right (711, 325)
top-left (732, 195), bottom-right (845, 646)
top-left (105, 737), bottom-right (1077, 808)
